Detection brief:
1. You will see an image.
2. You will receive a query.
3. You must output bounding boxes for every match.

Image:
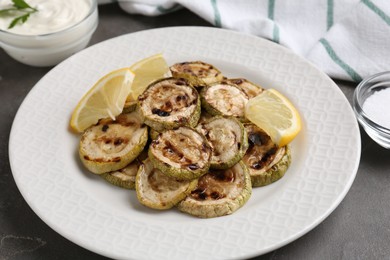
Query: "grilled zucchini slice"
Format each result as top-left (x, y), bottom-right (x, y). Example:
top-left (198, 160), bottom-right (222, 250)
top-left (79, 112), bottom-right (148, 174)
top-left (242, 124), bottom-right (291, 187)
top-left (170, 61), bottom-right (223, 87)
top-left (200, 82), bottom-right (249, 120)
top-left (136, 158), bottom-right (198, 210)
top-left (148, 127), bottom-right (212, 181)
top-left (100, 150), bottom-right (148, 189)
top-left (137, 77), bottom-right (201, 132)
top-left (177, 161), bottom-right (252, 218)
top-left (197, 116), bottom-right (248, 169)
top-left (222, 78), bottom-right (263, 99)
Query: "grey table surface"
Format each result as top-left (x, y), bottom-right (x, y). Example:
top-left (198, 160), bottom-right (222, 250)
top-left (1, 3), bottom-right (390, 260)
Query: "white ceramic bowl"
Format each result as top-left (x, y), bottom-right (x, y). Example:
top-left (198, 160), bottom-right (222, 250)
top-left (0, 0), bottom-right (98, 67)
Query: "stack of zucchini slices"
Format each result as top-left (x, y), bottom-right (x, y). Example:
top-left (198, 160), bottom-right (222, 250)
top-left (78, 61), bottom-right (291, 218)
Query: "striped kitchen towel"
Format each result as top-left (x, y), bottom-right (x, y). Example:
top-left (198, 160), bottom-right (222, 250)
top-left (115, 0), bottom-right (390, 82)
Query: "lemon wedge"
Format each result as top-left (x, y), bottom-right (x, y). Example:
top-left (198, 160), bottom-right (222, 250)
top-left (126, 53), bottom-right (170, 102)
top-left (245, 89), bottom-right (302, 147)
top-left (70, 68), bottom-right (135, 133)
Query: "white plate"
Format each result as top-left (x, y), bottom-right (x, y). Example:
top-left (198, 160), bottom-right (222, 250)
top-left (9, 27), bottom-right (361, 260)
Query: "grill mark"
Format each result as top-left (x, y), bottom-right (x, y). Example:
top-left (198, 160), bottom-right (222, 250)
top-left (248, 144), bottom-right (278, 170)
top-left (157, 136), bottom-right (210, 170)
top-left (163, 141), bottom-right (184, 158)
top-left (83, 155), bottom-right (121, 163)
top-left (176, 95), bottom-right (187, 102)
top-left (161, 140), bottom-right (193, 166)
top-left (162, 101), bottom-right (173, 111)
top-left (175, 79), bottom-right (187, 85)
top-left (211, 169), bottom-right (235, 182)
top-left (188, 164), bottom-right (200, 170)
top-left (101, 125), bottom-right (109, 132)
top-left (152, 108), bottom-right (170, 117)
top-left (192, 188), bottom-right (207, 200)
top-left (210, 191), bottom-right (222, 200)
top-left (190, 174), bottom-right (227, 201)
top-left (114, 138), bottom-right (124, 146)
top-left (248, 131), bottom-right (270, 146)
top-left (97, 136), bottom-right (129, 146)
top-left (231, 78), bottom-right (244, 85)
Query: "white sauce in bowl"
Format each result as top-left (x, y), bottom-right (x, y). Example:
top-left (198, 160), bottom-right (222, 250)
top-left (0, 0), bottom-right (91, 35)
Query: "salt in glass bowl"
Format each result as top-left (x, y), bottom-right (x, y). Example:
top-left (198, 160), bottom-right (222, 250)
top-left (353, 71), bottom-right (390, 149)
top-left (0, 0), bottom-right (98, 67)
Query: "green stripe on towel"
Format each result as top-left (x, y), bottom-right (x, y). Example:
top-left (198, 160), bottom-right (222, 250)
top-left (211, 0), bottom-right (222, 27)
top-left (362, 0), bottom-right (390, 26)
top-left (327, 0), bottom-right (334, 30)
top-left (320, 38), bottom-right (362, 82)
top-left (268, 0), bottom-right (280, 43)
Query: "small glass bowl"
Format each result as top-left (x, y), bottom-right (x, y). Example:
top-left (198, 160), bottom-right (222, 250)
top-left (353, 71), bottom-right (390, 149)
top-left (0, 0), bottom-right (98, 67)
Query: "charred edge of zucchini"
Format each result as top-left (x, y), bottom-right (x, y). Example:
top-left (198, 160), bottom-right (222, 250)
top-left (80, 127), bottom-right (148, 174)
top-left (250, 146), bottom-right (291, 187)
top-left (199, 116), bottom-right (249, 170)
top-left (135, 159), bottom-right (199, 210)
top-left (177, 161), bottom-right (252, 218)
top-left (170, 61), bottom-right (224, 87)
top-left (137, 77), bottom-right (201, 132)
top-left (148, 127), bottom-right (212, 181)
top-left (200, 83), bottom-right (248, 121)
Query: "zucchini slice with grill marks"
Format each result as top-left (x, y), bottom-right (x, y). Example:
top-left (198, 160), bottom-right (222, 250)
top-left (242, 123), bottom-right (291, 187)
top-left (200, 82), bottom-right (249, 120)
top-left (100, 150), bottom-right (148, 189)
top-left (79, 112), bottom-right (148, 174)
top-left (196, 116), bottom-right (248, 169)
top-left (177, 161), bottom-right (252, 218)
top-left (170, 61), bottom-right (223, 87)
top-left (149, 127), bottom-right (212, 181)
top-left (222, 78), bottom-right (264, 99)
top-left (136, 158), bottom-right (198, 210)
top-left (137, 77), bottom-right (201, 132)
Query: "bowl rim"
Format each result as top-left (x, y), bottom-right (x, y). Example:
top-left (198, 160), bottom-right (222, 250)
top-left (353, 71), bottom-right (390, 134)
top-left (0, 0), bottom-right (97, 38)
